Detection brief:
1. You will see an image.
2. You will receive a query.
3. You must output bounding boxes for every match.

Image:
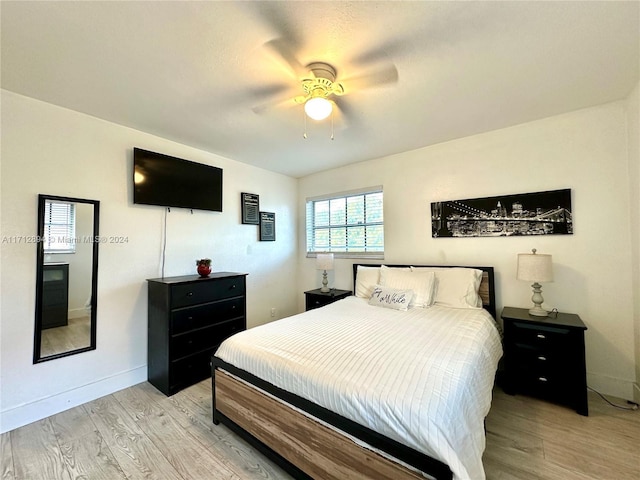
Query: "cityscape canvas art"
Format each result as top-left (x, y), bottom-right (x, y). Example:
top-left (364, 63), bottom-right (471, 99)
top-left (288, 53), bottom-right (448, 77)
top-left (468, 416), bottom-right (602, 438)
top-left (431, 189), bottom-right (572, 238)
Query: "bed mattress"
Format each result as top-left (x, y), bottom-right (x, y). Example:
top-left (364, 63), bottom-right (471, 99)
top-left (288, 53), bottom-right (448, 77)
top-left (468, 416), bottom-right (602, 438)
top-left (215, 296), bottom-right (502, 480)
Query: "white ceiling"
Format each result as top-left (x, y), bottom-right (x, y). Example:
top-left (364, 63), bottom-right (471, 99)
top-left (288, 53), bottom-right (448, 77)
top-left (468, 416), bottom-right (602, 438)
top-left (2, 1), bottom-right (638, 178)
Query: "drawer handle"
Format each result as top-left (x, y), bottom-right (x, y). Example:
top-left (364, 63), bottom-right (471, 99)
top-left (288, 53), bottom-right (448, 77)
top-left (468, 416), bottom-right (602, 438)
top-left (537, 356), bottom-right (547, 361)
top-left (536, 334), bottom-right (546, 339)
top-left (187, 292), bottom-right (193, 297)
top-left (538, 377), bottom-right (548, 383)
top-left (314, 300), bottom-right (320, 305)
top-left (230, 284), bottom-right (236, 290)
top-left (188, 316), bottom-right (193, 320)
top-left (231, 305), bottom-right (236, 310)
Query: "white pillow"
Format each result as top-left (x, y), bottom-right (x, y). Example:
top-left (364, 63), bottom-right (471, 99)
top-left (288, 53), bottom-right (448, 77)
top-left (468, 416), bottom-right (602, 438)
top-left (411, 267), bottom-right (483, 309)
top-left (379, 266), bottom-right (436, 308)
top-left (368, 285), bottom-right (414, 311)
top-left (355, 266), bottom-right (380, 298)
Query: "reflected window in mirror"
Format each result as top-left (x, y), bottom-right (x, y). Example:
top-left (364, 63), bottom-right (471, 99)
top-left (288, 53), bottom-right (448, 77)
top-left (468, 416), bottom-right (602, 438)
top-left (43, 200), bottom-right (76, 253)
top-left (34, 194), bottom-right (100, 363)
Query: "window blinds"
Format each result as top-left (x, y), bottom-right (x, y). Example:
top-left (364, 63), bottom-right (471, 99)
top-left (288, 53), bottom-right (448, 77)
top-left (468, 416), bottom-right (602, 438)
top-left (44, 201), bottom-right (76, 253)
top-left (306, 188), bottom-right (384, 258)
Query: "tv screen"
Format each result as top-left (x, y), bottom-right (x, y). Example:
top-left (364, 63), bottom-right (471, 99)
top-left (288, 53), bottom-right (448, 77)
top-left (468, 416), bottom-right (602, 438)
top-left (133, 148), bottom-right (223, 212)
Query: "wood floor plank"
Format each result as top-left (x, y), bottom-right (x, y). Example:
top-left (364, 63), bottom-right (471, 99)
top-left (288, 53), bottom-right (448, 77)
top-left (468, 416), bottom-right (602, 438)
top-left (57, 431), bottom-right (126, 480)
top-left (169, 383), bottom-right (290, 478)
top-left (485, 389), bottom-right (640, 480)
top-left (1, 432), bottom-right (15, 480)
top-left (115, 383), bottom-right (238, 479)
top-left (10, 419), bottom-right (69, 480)
top-left (85, 395), bottom-right (183, 480)
top-left (6, 382), bottom-right (639, 480)
top-left (207, 429), bottom-right (292, 480)
top-left (49, 405), bottom-right (97, 444)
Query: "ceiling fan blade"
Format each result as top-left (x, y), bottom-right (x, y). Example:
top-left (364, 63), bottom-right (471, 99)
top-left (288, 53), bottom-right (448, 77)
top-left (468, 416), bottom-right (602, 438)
top-left (350, 37), bottom-right (410, 66)
top-left (251, 94), bottom-right (299, 114)
top-left (340, 64), bottom-right (399, 93)
top-left (264, 38), bottom-right (307, 79)
top-left (244, 83), bottom-right (293, 102)
top-left (331, 101), bottom-right (349, 129)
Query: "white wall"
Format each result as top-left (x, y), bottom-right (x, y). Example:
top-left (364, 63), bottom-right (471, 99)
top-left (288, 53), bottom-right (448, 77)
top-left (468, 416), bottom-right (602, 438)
top-left (0, 90), bottom-right (299, 433)
top-left (298, 99), bottom-right (637, 400)
top-left (627, 83), bottom-right (640, 403)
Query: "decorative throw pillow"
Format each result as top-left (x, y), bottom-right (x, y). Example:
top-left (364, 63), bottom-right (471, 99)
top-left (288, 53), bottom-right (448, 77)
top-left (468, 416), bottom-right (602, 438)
top-left (379, 267), bottom-right (436, 307)
top-left (355, 266), bottom-right (381, 298)
top-left (368, 285), bottom-right (414, 311)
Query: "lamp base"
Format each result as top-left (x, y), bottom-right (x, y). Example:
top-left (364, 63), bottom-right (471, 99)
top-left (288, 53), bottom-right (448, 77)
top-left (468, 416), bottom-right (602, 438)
top-left (528, 282), bottom-right (548, 316)
top-left (320, 270), bottom-right (330, 292)
top-left (528, 305), bottom-right (549, 317)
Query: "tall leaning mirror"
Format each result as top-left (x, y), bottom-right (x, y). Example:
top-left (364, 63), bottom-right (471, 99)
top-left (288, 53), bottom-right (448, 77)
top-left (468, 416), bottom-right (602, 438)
top-left (34, 194), bottom-right (100, 363)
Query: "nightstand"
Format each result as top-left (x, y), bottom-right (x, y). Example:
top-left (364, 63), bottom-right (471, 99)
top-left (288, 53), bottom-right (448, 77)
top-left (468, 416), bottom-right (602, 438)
top-left (304, 288), bottom-right (352, 311)
top-left (502, 306), bottom-right (588, 416)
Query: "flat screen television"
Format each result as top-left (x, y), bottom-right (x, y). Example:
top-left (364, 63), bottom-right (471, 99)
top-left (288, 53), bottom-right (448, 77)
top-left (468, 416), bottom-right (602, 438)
top-left (133, 148), bottom-right (223, 212)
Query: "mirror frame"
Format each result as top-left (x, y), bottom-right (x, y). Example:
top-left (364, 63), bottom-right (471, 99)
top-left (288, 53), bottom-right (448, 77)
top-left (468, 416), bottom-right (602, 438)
top-left (34, 194), bottom-right (100, 363)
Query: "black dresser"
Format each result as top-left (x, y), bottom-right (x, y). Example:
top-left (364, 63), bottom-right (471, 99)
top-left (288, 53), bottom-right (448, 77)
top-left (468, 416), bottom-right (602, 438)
top-left (147, 272), bottom-right (247, 396)
top-left (502, 306), bottom-right (588, 415)
top-left (42, 263), bottom-right (69, 329)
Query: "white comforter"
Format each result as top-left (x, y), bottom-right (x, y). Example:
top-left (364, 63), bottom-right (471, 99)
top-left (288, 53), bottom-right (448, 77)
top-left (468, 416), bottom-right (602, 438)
top-left (215, 296), bottom-right (502, 480)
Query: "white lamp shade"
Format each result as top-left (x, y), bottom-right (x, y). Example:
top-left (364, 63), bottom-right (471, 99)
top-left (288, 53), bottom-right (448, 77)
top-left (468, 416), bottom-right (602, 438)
top-left (517, 251), bottom-right (553, 282)
top-left (316, 253), bottom-right (334, 271)
top-left (304, 97), bottom-right (332, 120)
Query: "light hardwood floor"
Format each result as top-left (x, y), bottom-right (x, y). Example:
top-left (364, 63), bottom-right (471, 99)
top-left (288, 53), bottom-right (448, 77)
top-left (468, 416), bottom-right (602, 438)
top-left (2, 381), bottom-right (638, 480)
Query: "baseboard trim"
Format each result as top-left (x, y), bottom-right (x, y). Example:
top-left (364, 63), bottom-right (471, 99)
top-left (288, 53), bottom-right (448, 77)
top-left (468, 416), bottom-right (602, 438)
top-left (0, 365), bottom-right (147, 434)
top-left (587, 372), bottom-right (636, 401)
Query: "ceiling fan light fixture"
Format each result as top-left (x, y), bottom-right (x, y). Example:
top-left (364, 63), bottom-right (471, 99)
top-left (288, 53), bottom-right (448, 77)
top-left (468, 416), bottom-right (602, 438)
top-left (304, 96), bottom-right (332, 120)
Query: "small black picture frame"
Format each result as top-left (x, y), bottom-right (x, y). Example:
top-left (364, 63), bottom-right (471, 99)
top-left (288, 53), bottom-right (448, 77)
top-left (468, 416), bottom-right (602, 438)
top-left (241, 192), bottom-right (260, 225)
top-left (259, 212), bottom-right (275, 241)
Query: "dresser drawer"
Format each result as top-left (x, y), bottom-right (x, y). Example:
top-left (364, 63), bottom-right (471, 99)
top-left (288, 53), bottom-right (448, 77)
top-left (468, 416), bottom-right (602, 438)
top-left (171, 319), bottom-right (244, 360)
top-left (171, 297), bottom-right (245, 334)
top-left (171, 277), bottom-right (246, 308)
top-left (170, 349), bottom-right (214, 392)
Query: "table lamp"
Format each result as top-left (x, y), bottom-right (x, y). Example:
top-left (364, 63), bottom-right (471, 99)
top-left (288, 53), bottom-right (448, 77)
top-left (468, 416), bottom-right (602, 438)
top-left (517, 248), bottom-right (553, 317)
top-left (316, 253), bottom-right (334, 293)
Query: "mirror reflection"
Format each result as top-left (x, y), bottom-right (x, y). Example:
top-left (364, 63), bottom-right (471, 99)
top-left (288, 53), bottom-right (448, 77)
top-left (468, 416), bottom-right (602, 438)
top-left (34, 195), bottom-right (99, 363)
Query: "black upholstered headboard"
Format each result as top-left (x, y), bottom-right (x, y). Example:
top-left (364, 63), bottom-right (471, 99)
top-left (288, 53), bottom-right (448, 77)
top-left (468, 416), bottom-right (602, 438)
top-left (352, 264), bottom-right (496, 319)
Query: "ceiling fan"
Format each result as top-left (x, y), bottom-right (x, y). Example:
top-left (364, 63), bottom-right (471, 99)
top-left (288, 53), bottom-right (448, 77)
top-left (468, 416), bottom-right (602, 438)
top-left (252, 38), bottom-right (399, 126)
top-left (294, 62), bottom-right (344, 120)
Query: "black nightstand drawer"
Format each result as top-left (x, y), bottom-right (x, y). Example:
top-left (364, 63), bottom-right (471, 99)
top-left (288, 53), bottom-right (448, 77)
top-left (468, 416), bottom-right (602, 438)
top-left (511, 321), bottom-right (570, 345)
top-left (171, 297), bottom-right (245, 334)
top-left (512, 344), bottom-right (565, 369)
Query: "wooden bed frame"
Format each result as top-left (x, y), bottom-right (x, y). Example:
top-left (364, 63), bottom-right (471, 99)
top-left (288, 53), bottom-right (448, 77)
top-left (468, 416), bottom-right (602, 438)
top-left (211, 264), bottom-right (496, 480)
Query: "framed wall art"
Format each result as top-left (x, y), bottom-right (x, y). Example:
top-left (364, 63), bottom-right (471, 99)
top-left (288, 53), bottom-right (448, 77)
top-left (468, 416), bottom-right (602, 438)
top-left (259, 212), bottom-right (275, 241)
top-left (241, 192), bottom-right (260, 225)
top-left (431, 188), bottom-right (572, 238)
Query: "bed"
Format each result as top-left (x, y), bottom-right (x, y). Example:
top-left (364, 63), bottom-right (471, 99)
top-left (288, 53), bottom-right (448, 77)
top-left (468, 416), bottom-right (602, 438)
top-left (211, 264), bottom-right (502, 480)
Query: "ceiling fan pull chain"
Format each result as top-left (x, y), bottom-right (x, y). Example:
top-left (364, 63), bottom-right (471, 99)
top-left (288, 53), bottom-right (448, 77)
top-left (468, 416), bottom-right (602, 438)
top-left (303, 109), bottom-right (308, 139)
top-left (330, 109), bottom-right (335, 140)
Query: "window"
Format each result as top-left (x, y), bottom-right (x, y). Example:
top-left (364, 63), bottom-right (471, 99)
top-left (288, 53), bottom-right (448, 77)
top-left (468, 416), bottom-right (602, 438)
top-left (44, 201), bottom-right (76, 253)
top-left (306, 187), bottom-right (384, 258)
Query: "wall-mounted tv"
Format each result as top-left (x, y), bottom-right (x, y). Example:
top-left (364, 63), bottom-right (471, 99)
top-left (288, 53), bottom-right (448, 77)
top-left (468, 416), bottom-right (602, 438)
top-left (133, 148), bottom-right (223, 212)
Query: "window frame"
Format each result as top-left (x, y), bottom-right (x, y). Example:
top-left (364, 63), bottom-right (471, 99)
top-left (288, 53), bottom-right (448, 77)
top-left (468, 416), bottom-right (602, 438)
top-left (305, 186), bottom-right (384, 259)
